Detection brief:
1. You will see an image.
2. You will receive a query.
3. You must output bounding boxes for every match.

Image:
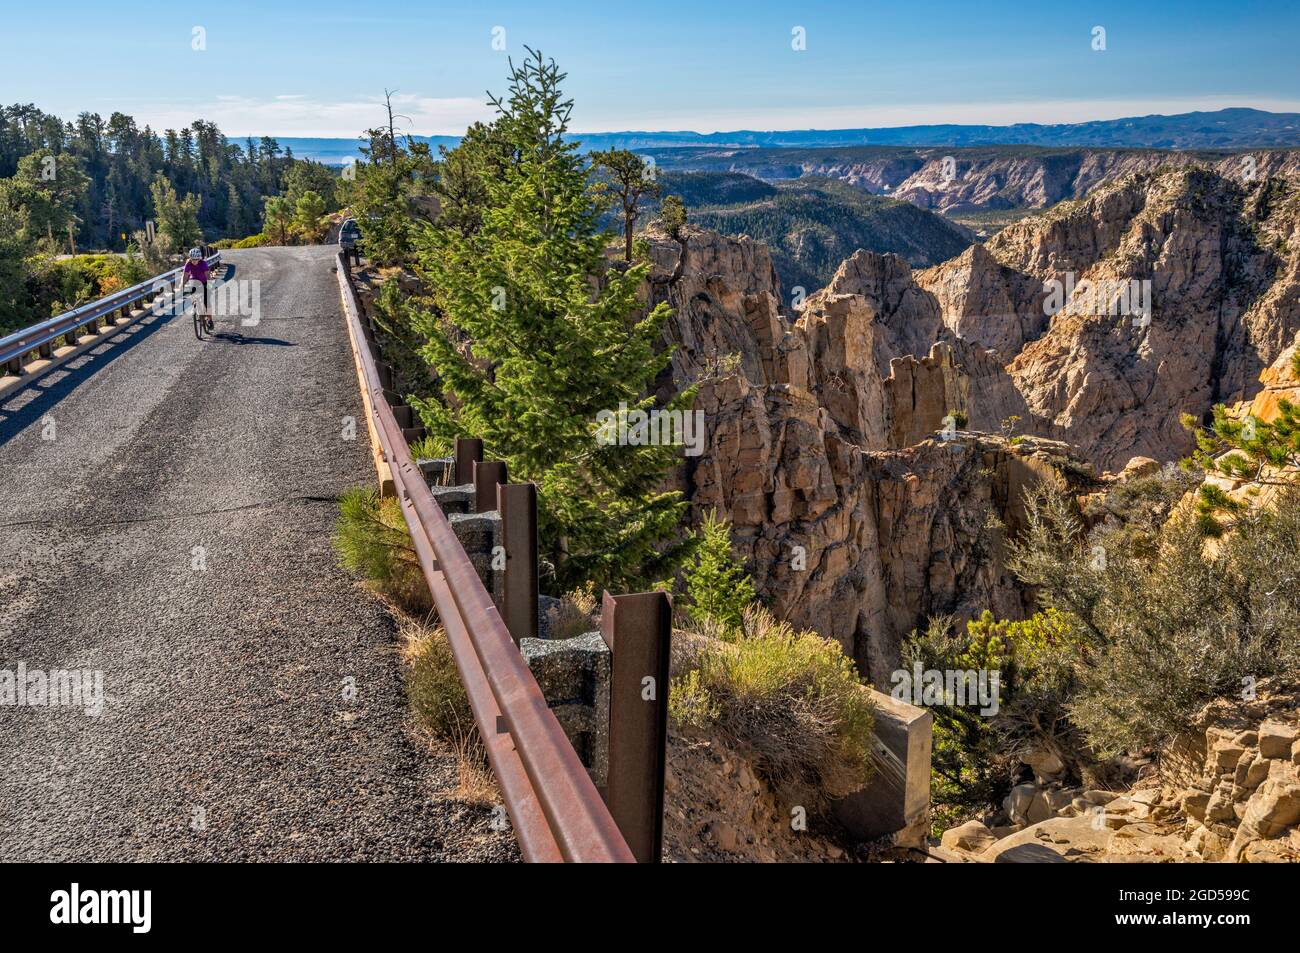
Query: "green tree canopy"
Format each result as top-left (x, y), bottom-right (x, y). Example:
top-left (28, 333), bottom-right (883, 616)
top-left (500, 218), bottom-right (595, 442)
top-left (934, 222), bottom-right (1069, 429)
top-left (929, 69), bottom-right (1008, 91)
top-left (262, 194), bottom-right (293, 246)
top-left (293, 189), bottom-right (327, 240)
top-left (408, 49), bottom-right (693, 592)
top-left (590, 148), bottom-right (661, 262)
top-left (11, 150), bottom-right (90, 249)
top-left (148, 174), bottom-right (201, 253)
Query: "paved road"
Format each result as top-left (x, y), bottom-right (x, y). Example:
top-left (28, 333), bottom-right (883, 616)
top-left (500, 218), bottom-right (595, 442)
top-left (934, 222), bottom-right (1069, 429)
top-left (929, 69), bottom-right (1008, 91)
top-left (0, 246), bottom-right (512, 861)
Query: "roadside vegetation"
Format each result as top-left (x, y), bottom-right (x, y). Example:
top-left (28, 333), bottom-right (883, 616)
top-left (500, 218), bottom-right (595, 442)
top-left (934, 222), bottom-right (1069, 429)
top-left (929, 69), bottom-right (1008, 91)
top-left (330, 53), bottom-right (882, 824)
top-left (670, 512), bottom-right (875, 810)
top-left (399, 615), bottom-right (496, 803)
top-left (342, 50), bottom-right (694, 595)
top-left (333, 486), bottom-right (494, 800)
top-left (333, 487), bottom-right (430, 614)
top-left (0, 104), bottom-right (344, 333)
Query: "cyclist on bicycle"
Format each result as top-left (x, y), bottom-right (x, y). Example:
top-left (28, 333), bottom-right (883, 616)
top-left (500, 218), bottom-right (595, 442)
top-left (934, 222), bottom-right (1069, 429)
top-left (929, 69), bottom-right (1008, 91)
top-left (182, 248), bottom-right (213, 332)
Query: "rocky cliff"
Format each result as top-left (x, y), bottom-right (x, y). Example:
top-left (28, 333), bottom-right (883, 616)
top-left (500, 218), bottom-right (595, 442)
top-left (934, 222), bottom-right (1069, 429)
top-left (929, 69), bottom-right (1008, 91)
top-left (918, 167), bottom-right (1300, 471)
top-left (646, 161), bottom-right (1300, 678)
top-left (646, 228), bottom-right (1097, 682)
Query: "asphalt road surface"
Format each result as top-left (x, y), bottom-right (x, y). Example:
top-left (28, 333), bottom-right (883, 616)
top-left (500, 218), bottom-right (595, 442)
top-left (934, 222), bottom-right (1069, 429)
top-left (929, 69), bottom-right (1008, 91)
top-left (0, 246), bottom-right (513, 861)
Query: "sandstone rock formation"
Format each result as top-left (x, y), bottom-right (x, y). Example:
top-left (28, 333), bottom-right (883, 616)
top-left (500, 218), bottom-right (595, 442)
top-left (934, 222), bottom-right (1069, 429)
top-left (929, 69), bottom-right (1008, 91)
top-left (644, 162), bottom-right (1299, 679)
top-left (917, 167), bottom-right (1300, 471)
top-left (646, 227), bottom-right (1098, 682)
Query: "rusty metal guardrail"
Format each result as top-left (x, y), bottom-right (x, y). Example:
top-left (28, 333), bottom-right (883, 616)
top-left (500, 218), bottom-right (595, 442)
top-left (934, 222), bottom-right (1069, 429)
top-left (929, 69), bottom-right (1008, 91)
top-left (0, 251), bottom-right (222, 397)
top-left (336, 252), bottom-right (636, 863)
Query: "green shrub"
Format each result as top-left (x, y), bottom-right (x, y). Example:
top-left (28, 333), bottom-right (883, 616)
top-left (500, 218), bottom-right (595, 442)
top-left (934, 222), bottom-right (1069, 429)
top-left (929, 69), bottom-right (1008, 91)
top-left (237, 232), bottom-right (271, 249)
top-left (217, 232), bottom-right (271, 249)
top-left (906, 609), bottom-right (1087, 823)
top-left (112, 246), bottom-right (151, 286)
top-left (1009, 481), bottom-right (1300, 756)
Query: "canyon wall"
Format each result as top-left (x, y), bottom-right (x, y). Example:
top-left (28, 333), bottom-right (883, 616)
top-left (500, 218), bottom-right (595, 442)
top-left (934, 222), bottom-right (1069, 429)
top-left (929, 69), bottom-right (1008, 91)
top-left (646, 229), bottom-right (1097, 683)
top-left (647, 161), bottom-right (1300, 679)
top-left (920, 167), bottom-right (1300, 471)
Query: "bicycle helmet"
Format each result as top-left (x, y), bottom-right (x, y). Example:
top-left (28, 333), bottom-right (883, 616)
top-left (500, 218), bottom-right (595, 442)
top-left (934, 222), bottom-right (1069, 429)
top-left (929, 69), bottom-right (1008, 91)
top-left (187, 247), bottom-right (202, 260)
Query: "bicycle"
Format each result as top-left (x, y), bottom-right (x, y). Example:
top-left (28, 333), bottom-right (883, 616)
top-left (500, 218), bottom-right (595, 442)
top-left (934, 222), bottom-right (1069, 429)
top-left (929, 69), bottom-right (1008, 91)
top-left (184, 279), bottom-right (214, 340)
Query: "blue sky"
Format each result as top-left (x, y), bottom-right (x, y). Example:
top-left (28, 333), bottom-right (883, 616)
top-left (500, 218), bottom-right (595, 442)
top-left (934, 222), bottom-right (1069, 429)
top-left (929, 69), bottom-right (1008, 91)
top-left (4, 0), bottom-right (1299, 136)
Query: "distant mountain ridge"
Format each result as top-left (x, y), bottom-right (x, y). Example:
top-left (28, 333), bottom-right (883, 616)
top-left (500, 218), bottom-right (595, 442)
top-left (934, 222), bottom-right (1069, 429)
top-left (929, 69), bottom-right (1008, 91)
top-left (279, 108), bottom-right (1300, 164)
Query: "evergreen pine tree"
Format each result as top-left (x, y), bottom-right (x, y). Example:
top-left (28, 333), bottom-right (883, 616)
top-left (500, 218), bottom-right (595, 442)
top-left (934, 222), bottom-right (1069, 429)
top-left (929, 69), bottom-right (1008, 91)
top-left (410, 49), bottom-right (693, 593)
top-left (1183, 401), bottom-right (1300, 534)
top-left (148, 174), bottom-right (200, 252)
top-left (684, 511), bottom-right (758, 631)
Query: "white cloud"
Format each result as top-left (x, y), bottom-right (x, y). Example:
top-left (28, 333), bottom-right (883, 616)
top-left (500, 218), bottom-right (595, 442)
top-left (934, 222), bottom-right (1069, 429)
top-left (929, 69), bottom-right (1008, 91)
top-left (130, 92), bottom-right (495, 137)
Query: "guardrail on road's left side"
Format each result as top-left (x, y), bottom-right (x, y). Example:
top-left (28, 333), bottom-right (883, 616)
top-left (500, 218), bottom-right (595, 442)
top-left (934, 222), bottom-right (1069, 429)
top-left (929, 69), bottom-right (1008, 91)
top-left (0, 252), bottom-right (222, 401)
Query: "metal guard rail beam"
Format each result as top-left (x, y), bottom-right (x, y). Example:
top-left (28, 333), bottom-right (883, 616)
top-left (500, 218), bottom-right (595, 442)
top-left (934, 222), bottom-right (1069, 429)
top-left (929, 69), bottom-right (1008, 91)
top-left (0, 253), bottom-right (221, 367)
top-left (336, 252), bottom-right (634, 863)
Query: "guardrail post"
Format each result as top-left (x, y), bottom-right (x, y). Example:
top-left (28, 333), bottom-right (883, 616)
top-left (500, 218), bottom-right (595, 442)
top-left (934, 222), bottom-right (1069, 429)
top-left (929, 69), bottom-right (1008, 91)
top-left (5, 357), bottom-right (21, 376)
top-left (498, 483), bottom-right (539, 644)
top-left (455, 437), bottom-right (483, 485)
top-left (599, 590), bottom-right (671, 863)
top-left (473, 459), bottom-right (508, 512)
top-left (37, 341), bottom-right (53, 360)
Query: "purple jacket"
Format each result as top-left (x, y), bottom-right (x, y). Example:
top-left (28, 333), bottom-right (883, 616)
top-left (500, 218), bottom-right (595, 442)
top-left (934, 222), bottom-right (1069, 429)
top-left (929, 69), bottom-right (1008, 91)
top-left (183, 259), bottom-right (209, 283)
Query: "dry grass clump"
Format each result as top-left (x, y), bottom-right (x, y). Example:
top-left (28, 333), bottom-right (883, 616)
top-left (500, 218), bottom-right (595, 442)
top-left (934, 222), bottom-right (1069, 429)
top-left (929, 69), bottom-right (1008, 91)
top-left (334, 489), bottom-right (496, 801)
top-left (544, 585), bottom-right (599, 640)
top-left (398, 613), bottom-right (496, 803)
top-left (669, 605), bottom-right (874, 809)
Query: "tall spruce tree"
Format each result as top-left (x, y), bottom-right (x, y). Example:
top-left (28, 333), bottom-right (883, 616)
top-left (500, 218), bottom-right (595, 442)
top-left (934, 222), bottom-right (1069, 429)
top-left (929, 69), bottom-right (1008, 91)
top-left (410, 49), bottom-right (693, 593)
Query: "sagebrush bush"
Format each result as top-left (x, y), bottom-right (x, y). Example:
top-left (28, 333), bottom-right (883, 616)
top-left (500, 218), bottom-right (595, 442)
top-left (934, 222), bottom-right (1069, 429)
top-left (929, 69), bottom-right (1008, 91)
top-left (667, 668), bottom-right (720, 730)
top-left (333, 486), bottom-right (430, 613)
top-left (1009, 481), bottom-right (1300, 756)
top-left (671, 605), bottom-right (874, 806)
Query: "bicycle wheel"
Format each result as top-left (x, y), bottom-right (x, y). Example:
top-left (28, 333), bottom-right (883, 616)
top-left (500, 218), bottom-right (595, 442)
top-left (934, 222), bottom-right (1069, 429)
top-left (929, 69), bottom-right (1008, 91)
top-left (193, 299), bottom-right (206, 340)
